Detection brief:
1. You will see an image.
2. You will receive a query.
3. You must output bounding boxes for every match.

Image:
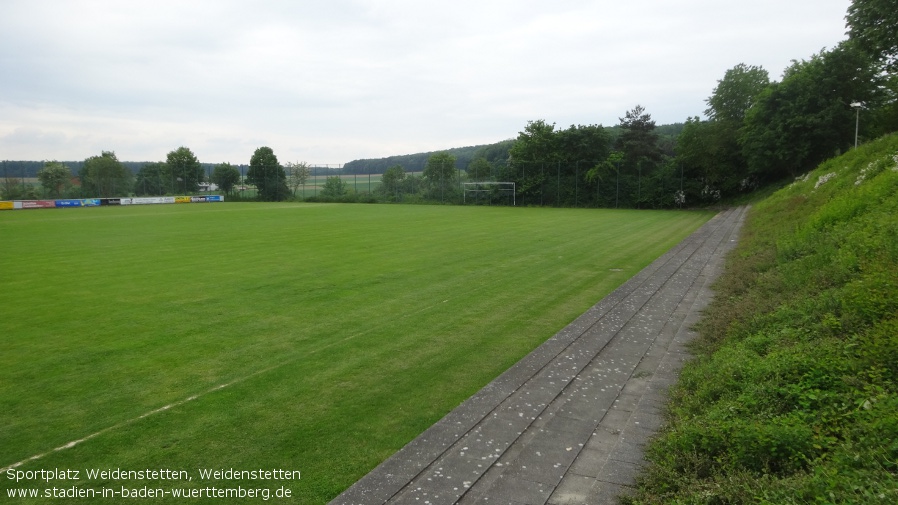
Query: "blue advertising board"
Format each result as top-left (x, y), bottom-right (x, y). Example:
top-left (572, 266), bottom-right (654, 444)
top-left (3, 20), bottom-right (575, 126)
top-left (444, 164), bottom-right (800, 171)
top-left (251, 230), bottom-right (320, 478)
top-left (54, 199), bottom-right (83, 207)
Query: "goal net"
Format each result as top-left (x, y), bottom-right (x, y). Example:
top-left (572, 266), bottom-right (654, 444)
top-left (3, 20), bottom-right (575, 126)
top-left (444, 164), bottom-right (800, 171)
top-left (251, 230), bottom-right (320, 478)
top-left (463, 182), bottom-right (516, 206)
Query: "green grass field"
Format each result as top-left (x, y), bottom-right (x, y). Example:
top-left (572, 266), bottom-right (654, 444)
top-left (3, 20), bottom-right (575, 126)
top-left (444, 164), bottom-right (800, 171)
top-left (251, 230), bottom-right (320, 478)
top-left (0, 203), bottom-right (712, 503)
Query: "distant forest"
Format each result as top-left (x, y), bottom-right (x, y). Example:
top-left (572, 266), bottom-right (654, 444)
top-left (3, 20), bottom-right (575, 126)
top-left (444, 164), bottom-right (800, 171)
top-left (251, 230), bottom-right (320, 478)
top-left (341, 123), bottom-right (685, 174)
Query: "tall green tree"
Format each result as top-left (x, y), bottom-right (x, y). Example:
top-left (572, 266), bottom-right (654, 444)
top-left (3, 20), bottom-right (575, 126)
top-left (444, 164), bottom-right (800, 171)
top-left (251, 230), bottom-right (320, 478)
top-left (246, 146), bottom-right (288, 201)
top-left (508, 119), bottom-right (558, 165)
top-left (1, 176), bottom-right (24, 200)
top-left (134, 162), bottom-right (169, 196)
top-left (866, 73), bottom-right (898, 137)
top-left (617, 105), bottom-right (662, 167)
top-left (675, 117), bottom-right (746, 203)
top-left (741, 42), bottom-right (883, 181)
top-left (467, 158), bottom-right (492, 181)
top-left (616, 105), bottom-right (662, 207)
top-left (422, 152), bottom-right (458, 201)
top-left (586, 151), bottom-right (623, 207)
top-left (506, 120), bottom-right (558, 202)
top-left (211, 162), bottom-right (241, 195)
top-left (166, 146), bottom-right (204, 194)
top-left (37, 161), bottom-right (72, 198)
top-left (378, 164), bottom-right (407, 199)
top-left (678, 63), bottom-right (771, 199)
top-left (504, 120), bottom-right (613, 206)
top-left (556, 124), bottom-right (612, 164)
top-left (554, 124), bottom-right (612, 206)
top-left (847, 0), bottom-right (898, 72)
top-left (400, 174), bottom-right (424, 196)
top-left (845, 0), bottom-right (898, 138)
top-left (284, 161), bottom-right (311, 197)
top-left (705, 64), bottom-right (770, 122)
top-left (80, 151), bottom-right (132, 197)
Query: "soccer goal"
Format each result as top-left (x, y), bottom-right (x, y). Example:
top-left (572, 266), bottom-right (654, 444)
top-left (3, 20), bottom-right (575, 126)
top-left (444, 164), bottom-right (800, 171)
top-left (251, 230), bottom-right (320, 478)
top-left (463, 182), bottom-right (516, 206)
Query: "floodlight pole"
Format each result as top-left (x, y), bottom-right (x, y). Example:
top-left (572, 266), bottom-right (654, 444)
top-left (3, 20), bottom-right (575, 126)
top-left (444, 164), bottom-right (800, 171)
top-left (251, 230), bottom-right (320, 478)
top-left (851, 102), bottom-right (863, 149)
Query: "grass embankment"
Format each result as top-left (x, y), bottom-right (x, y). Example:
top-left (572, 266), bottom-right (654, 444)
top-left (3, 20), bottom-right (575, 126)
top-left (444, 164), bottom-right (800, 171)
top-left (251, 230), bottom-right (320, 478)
top-left (0, 204), bottom-right (711, 504)
top-left (629, 135), bottom-right (898, 503)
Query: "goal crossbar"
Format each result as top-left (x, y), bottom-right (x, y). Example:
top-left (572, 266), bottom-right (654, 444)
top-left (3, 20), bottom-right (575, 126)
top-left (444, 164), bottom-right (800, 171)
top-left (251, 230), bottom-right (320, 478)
top-left (463, 182), bottom-right (515, 205)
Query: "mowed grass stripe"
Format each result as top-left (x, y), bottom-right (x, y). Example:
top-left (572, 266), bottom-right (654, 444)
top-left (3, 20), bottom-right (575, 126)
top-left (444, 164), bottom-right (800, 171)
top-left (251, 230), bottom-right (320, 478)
top-left (0, 203), bottom-right (712, 503)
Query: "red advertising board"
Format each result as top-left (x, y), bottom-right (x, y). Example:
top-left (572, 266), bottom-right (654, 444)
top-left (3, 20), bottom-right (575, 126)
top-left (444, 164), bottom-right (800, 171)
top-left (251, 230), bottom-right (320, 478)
top-left (21, 200), bottom-right (56, 209)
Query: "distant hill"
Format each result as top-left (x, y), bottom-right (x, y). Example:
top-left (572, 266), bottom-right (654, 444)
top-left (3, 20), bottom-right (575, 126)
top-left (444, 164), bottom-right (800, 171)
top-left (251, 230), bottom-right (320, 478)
top-left (342, 123), bottom-right (685, 174)
top-left (341, 140), bottom-right (514, 174)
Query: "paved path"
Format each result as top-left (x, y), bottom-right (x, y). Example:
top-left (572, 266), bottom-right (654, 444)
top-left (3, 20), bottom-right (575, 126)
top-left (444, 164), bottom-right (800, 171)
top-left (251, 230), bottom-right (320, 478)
top-left (331, 206), bottom-right (748, 505)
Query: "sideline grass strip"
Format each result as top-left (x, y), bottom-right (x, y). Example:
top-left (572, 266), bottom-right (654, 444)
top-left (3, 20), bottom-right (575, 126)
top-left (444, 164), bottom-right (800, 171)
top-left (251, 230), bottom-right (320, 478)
top-left (1, 203), bottom-right (712, 503)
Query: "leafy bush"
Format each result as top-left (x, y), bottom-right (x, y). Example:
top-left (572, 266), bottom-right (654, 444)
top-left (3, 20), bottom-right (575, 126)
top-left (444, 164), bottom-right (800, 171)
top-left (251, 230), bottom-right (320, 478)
top-left (319, 175), bottom-right (348, 198)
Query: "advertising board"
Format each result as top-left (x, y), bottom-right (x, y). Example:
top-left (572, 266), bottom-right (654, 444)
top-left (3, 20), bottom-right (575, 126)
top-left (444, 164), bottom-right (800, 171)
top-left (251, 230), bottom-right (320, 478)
top-left (21, 200), bottom-right (56, 209)
top-left (2, 195), bottom-right (220, 210)
top-left (54, 199), bottom-right (83, 207)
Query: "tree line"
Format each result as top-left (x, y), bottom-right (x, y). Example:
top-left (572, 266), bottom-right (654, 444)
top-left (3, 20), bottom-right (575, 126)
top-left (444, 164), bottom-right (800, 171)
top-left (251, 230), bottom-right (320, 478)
top-left (356, 0), bottom-right (896, 208)
top-left (0, 146), bottom-right (287, 201)
top-left (3, 0), bottom-right (894, 207)
top-left (486, 0), bottom-right (895, 208)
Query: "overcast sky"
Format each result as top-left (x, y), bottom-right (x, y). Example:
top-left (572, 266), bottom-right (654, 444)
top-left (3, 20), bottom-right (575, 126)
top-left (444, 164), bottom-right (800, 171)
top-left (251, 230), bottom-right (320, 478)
top-left (1, 0), bottom-right (852, 165)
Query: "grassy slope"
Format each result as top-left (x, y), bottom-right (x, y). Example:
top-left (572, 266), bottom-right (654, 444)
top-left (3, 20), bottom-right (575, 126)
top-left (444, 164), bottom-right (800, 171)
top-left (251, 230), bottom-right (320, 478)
top-left (0, 204), bottom-right (711, 503)
top-left (629, 135), bottom-right (898, 503)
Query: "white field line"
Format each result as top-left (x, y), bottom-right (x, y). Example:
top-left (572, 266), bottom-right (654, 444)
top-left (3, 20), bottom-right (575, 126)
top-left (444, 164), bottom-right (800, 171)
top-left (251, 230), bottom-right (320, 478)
top-left (2, 330), bottom-right (360, 473)
top-left (1, 296), bottom-right (457, 473)
top-left (1, 376), bottom-right (250, 473)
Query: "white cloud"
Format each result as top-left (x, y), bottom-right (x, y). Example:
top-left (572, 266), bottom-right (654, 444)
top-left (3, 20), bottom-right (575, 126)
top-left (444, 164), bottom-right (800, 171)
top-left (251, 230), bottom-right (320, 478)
top-left (0, 0), bottom-right (852, 164)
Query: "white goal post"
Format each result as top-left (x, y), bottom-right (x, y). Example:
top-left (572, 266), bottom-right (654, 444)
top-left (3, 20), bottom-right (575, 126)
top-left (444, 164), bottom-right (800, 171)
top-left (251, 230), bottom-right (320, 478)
top-left (463, 182), bottom-right (516, 206)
